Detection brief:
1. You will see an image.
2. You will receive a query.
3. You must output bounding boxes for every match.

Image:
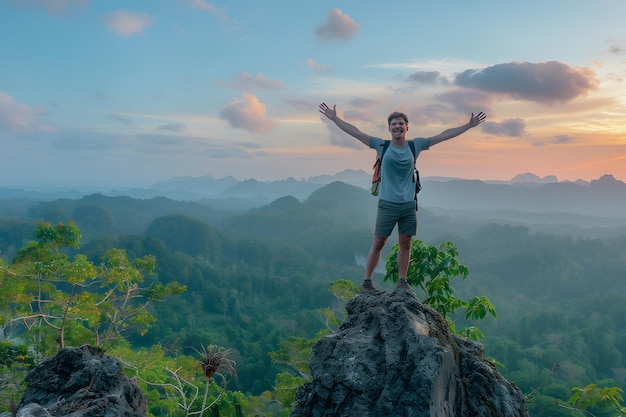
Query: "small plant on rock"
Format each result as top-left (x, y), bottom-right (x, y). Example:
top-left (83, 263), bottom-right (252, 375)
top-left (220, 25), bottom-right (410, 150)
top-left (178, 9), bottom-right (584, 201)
top-left (386, 240), bottom-right (497, 341)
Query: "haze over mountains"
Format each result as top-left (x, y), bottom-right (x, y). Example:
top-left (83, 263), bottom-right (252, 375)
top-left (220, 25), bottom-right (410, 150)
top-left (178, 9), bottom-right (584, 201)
top-left (2, 170), bottom-right (626, 411)
top-left (1, 171), bottom-right (624, 221)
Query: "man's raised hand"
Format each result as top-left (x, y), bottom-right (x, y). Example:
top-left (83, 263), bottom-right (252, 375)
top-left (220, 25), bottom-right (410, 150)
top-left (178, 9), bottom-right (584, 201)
top-left (319, 102), bottom-right (337, 120)
top-left (469, 112), bottom-right (486, 127)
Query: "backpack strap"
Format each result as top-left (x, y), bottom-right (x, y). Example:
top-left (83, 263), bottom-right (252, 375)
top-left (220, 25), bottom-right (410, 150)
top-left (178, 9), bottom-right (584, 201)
top-left (372, 141), bottom-right (391, 168)
top-left (408, 141), bottom-right (421, 211)
top-left (381, 140), bottom-right (391, 157)
top-left (408, 141), bottom-right (416, 159)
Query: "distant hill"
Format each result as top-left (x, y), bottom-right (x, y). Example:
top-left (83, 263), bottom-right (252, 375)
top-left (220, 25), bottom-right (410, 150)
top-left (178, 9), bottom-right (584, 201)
top-left (420, 174), bottom-right (626, 218)
top-left (1, 171), bottom-right (625, 220)
top-left (510, 172), bottom-right (558, 184)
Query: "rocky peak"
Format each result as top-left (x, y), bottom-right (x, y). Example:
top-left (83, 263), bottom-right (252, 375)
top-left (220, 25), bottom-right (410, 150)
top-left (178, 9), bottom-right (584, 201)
top-left (291, 288), bottom-right (529, 417)
top-left (14, 345), bottom-right (146, 417)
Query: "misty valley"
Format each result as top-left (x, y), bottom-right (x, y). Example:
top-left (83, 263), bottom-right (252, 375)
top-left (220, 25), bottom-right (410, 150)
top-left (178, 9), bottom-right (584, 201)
top-left (1, 174), bottom-right (625, 417)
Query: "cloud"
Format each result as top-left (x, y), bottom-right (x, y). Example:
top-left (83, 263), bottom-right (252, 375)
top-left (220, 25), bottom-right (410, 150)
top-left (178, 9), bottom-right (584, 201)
top-left (454, 61), bottom-right (599, 104)
top-left (218, 72), bottom-right (283, 92)
top-left (219, 93), bottom-right (276, 133)
top-left (436, 88), bottom-right (494, 115)
top-left (186, 0), bottom-right (235, 26)
top-left (404, 103), bottom-right (460, 127)
top-left (348, 97), bottom-right (385, 109)
top-left (320, 116), bottom-right (362, 149)
top-left (318, 105), bottom-right (376, 148)
top-left (48, 130), bottom-right (117, 151)
top-left (284, 98), bottom-right (317, 112)
top-left (25, 129), bottom-right (249, 156)
top-left (343, 109), bottom-right (374, 124)
top-left (186, 0), bottom-right (219, 12)
top-left (609, 41), bottom-right (626, 55)
top-left (0, 92), bottom-right (39, 131)
top-left (315, 9), bottom-right (359, 42)
top-left (7, 0), bottom-right (89, 15)
top-left (107, 114), bottom-right (135, 127)
top-left (102, 10), bottom-right (155, 37)
top-left (407, 71), bottom-right (443, 85)
top-left (482, 118), bottom-right (528, 138)
top-left (307, 58), bottom-right (333, 75)
top-left (157, 123), bottom-right (186, 133)
top-left (532, 134), bottom-right (575, 147)
top-left (552, 134), bottom-right (573, 144)
top-left (5, 124), bottom-right (280, 188)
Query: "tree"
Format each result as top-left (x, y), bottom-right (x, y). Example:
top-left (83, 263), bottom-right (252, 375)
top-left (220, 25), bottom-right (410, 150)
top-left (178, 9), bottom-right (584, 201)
top-left (558, 383), bottom-right (626, 417)
top-left (0, 221), bottom-right (185, 357)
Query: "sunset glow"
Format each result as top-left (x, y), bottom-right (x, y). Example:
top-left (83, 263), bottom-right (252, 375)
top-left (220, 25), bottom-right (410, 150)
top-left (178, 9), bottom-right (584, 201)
top-left (1, 0), bottom-right (625, 188)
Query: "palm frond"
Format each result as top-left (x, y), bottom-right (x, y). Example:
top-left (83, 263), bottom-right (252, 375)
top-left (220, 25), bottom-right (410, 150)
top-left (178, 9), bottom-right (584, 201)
top-left (193, 344), bottom-right (237, 383)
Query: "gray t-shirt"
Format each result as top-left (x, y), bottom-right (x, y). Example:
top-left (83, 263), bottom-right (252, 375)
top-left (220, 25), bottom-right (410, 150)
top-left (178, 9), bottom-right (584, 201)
top-left (369, 137), bottom-right (430, 203)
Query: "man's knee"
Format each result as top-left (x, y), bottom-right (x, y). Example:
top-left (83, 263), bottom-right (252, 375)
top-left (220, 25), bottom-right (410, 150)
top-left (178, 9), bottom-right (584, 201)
top-left (398, 234), bottom-right (412, 250)
top-left (372, 236), bottom-right (387, 251)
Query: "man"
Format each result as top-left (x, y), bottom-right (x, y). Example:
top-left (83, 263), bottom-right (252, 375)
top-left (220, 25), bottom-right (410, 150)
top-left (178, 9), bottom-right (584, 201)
top-left (319, 102), bottom-right (486, 293)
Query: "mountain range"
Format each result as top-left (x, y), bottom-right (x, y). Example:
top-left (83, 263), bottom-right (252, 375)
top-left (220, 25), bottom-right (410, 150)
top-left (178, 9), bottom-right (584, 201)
top-left (1, 171), bottom-right (625, 220)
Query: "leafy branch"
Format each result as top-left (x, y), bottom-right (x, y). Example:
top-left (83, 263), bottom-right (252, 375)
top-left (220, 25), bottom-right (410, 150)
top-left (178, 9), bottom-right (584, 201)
top-left (0, 221), bottom-right (185, 357)
top-left (385, 240), bottom-right (497, 340)
top-left (556, 383), bottom-right (626, 417)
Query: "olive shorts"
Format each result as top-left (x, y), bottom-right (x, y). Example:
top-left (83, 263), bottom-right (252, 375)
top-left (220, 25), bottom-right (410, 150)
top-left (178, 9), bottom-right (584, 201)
top-left (375, 200), bottom-right (417, 237)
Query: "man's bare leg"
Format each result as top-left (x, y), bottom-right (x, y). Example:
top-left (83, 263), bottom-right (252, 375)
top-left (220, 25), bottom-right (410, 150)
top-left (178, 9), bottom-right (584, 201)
top-left (361, 235), bottom-right (388, 294)
top-left (396, 233), bottom-right (412, 290)
top-left (365, 235), bottom-right (388, 278)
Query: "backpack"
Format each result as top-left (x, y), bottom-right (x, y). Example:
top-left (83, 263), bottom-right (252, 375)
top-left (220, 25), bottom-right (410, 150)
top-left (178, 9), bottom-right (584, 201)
top-left (371, 140), bottom-right (421, 208)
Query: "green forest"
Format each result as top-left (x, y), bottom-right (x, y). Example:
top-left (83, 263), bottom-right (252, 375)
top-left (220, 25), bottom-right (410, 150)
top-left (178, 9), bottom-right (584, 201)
top-left (1, 181), bottom-right (625, 417)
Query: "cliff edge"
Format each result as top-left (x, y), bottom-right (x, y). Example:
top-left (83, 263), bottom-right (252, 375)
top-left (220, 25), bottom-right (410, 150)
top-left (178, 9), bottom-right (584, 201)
top-left (291, 287), bottom-right (529, 417)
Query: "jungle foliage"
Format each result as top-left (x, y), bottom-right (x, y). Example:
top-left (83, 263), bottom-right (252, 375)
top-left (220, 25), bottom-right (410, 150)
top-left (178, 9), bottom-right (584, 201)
top-left (1, 182), bottom-right (626, 416)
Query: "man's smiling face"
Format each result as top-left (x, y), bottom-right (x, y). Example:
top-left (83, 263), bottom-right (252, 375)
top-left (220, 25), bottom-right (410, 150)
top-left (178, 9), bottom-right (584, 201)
top-left (388, 117), bottom-right (408, 140)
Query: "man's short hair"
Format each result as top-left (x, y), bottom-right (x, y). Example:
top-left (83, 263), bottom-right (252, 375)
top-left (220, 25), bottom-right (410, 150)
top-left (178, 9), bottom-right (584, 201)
top-left (387, 112), bottom-right (409, 126)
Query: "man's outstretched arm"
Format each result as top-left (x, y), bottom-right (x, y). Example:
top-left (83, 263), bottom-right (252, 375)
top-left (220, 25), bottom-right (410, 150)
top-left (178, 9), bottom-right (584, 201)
top-left (428, 112), bottom-right (486, 147)
top-left (319, 103), bottom-right (371, 146)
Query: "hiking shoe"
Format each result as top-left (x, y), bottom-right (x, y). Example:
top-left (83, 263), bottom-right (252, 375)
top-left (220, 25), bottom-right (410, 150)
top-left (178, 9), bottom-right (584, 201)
top-left (395, 278), bottom-right (411, 291)
top-left (360, 279), bottom-right (382, 295)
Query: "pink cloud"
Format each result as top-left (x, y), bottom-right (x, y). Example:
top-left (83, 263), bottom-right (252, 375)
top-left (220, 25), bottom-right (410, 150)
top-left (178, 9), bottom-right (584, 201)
top-left (307, 58), bottom-right (332, 74)
top-left (102, 10), bottom-right (155, 37)
top-left (219, 93), bottom-right (276, 133)
top-left (186, 0), bottom-right (233, 25)
top-left (0, 92), bottom-right (38, 131)
top-left (315, 9), bottom-right (359, 41)
top-left (482, 118), bottom-right (528, 138)
top-left (186, 0), bottom-right (219, 12)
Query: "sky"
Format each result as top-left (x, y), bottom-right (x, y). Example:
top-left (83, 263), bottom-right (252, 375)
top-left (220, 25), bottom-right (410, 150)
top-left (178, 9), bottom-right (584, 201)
top-left (1, 0), bottom-right (626, 189)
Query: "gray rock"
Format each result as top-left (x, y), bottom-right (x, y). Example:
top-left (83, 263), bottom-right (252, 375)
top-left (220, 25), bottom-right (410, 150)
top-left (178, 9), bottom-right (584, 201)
top-left (291, 288), bottom-right (529, 417)
top-left (17, 345), bottom-right (146, 417)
